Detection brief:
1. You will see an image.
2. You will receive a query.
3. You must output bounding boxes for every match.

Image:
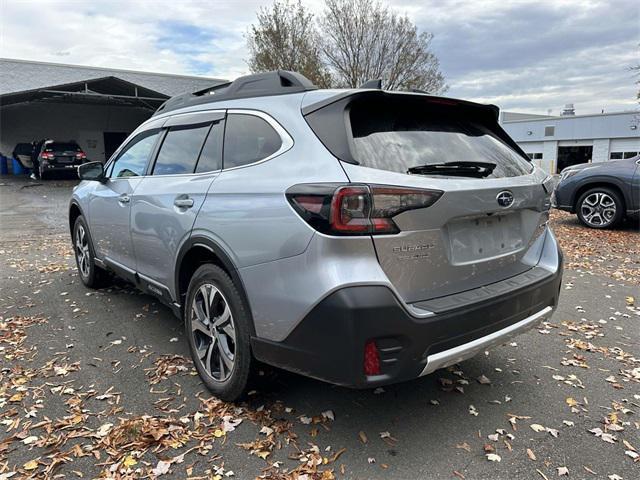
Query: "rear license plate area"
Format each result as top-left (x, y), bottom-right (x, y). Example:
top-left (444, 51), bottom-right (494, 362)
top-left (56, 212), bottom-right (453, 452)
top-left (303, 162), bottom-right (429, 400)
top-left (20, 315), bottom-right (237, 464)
top-left (447, 213), bottom-right (523, 264)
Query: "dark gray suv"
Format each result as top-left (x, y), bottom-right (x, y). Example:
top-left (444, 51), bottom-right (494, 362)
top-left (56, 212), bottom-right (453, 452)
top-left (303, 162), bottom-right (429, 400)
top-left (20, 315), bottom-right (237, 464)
top-left (554, 156), bottom-right (640, 228)
top-left (69, 71), bottom-right (563, 400)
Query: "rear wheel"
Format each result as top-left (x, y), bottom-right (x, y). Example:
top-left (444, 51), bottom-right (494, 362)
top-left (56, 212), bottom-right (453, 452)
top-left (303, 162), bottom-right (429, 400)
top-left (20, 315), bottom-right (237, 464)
top-left (576, 187), bottom-right (623, 229)
top-left (185, 264), bottom-right (252, 401)
top-left (73, 216), bottom-right (108, 288)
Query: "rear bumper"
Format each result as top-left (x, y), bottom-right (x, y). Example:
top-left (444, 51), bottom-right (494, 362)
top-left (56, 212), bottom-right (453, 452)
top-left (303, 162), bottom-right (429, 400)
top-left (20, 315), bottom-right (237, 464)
top-left (42, 164), bottom-right (82, 171)
top-left (252, 250), bottom-right (563, 388)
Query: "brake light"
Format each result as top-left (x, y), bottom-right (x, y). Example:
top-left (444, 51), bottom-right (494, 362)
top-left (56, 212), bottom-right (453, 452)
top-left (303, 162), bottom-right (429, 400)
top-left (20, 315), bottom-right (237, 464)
top-left (364, 340), bottom-right (381, 376)
top-left (41, 152), bottom-right (54, 160)
top-left (286, 183), bottom-right (442, 235)
top-left (76, 151), bottom-right (87, 160)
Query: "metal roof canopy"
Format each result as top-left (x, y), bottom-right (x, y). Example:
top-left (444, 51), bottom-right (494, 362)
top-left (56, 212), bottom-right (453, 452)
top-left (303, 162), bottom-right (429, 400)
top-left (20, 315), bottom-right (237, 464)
top-left (0, 76), bottom-right (169, 110)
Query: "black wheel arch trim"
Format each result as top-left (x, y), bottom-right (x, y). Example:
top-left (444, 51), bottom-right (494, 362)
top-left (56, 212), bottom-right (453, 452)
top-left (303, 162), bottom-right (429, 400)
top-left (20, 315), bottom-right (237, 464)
top-left (174, 235), bottom-right (257, 336)
top-left (68, 199), bottom-right (87, 235)
top-left (571, 177), bottom-right (629, 210)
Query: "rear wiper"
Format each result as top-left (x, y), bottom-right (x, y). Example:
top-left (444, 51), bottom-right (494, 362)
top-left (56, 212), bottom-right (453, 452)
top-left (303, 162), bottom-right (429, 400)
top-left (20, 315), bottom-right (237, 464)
top-left (407, 161), bottom-right (496, 178)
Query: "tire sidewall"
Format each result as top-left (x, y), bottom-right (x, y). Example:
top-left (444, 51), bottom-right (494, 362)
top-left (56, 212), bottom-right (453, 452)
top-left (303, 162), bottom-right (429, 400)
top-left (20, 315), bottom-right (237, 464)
top-left (73, 216), bottom-right (99, 287)
top-left (184, 264), bottom-right (252, 401)
top-left (576, 187), bottom-right (623, 229)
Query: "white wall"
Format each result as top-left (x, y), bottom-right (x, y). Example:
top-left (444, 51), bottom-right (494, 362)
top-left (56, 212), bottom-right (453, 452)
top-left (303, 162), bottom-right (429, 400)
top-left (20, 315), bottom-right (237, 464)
top-left (0, 102), bottom-right (151, 162)
top-left (592, 139), bottom-right (610, 163)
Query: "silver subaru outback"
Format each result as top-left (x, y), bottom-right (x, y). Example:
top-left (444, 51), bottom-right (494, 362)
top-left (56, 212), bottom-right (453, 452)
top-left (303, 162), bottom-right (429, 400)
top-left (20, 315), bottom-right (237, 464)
top-left (69, 71), bottom-right (562, 400)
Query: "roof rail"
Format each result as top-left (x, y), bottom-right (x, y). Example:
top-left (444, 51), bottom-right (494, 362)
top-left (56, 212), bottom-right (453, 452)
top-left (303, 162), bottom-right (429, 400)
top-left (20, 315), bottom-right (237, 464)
top-left (153, 70), bottom-right (317, 116)
top-left (359, 79), bottom-right (382, 89)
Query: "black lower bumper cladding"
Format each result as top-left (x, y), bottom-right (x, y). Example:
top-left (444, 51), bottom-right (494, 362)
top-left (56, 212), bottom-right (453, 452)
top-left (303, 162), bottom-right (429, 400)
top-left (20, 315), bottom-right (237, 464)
top-left (252, 259), bottom-right (563, 388)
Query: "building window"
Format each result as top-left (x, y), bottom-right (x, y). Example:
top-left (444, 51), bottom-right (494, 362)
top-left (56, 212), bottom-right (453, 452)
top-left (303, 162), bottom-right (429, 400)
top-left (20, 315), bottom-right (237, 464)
top-left (544, 126), bottom-right (555, 137)
top-left (610, 151), bottom-right (638, 160)
top-left (526, 153), bottom-right (543, 160)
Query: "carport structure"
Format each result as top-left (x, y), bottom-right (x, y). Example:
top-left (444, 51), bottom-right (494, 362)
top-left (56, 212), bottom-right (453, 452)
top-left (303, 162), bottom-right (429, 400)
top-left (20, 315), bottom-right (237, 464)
top-left (0, 58), bottom-right (225, 163)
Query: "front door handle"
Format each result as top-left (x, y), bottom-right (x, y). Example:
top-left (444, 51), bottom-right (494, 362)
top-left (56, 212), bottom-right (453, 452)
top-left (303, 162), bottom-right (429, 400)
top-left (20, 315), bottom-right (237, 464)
top-left (118, 195), bottom-right (130, 204)
top-left (174, 196), bottom-right (194, 208)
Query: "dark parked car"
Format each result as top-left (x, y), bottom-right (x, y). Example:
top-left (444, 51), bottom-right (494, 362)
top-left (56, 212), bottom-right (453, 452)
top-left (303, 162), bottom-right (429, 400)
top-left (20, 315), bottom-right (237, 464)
top-left (553, 156), bottom-right (640, 228)
top-left (36, 140), bottom-right (88, 179)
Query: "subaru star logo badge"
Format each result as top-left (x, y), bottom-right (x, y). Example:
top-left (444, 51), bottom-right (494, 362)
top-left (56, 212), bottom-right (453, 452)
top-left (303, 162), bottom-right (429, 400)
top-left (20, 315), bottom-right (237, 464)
top-left (496, 190), bottom-right (514, 208)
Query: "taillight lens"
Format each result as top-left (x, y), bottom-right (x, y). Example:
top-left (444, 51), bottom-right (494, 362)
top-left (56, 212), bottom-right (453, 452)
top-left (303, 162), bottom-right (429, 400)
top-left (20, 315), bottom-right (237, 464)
top-left (41, 152), bottom-right (53, 160)
top-left (286, 183), bottom-right (442, 235)
top-left (76, 151), bottom-right (87, 160)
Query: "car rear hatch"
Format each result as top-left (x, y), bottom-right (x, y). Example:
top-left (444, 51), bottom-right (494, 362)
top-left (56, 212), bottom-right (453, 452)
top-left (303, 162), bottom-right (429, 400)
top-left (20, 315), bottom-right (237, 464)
top-left (303, 91), bottom-right (552, 304)
top-left (46, 142), bottom-right (82, 165)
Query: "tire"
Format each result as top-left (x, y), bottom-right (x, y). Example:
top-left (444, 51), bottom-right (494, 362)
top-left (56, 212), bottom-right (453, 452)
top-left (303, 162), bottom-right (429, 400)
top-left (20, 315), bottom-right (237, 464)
top-left (185, 264), bottom-right (252, 401)
top-left (73, 216), bottom-right (109, 288)
top-left (576, 187), bottom-right (624, 229)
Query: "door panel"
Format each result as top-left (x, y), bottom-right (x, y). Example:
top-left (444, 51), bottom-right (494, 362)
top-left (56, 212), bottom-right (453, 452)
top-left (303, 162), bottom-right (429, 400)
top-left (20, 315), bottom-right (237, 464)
top-left (89, 178), bottom-right (141, 268)
top-left (88, 129), bottom-right (161, 270)
top-left (130, 173), bottom-right (218, 291)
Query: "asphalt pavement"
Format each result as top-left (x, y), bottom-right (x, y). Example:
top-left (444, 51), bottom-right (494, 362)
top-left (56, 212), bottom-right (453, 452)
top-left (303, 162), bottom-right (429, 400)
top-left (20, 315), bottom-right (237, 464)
top-left (0, 176), bottom-right (638, 479)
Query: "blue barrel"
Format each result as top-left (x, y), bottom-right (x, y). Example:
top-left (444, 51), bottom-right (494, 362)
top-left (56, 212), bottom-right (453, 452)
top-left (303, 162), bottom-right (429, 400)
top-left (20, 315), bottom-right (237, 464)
top-left (0, 155), bottom-right (8, 175)
top-left (12, 157), bottom-right (25, 175)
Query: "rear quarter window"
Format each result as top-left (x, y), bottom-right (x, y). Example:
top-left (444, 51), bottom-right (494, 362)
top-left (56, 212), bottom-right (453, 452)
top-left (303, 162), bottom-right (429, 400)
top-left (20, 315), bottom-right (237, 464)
top-left (223, 114), bottom-right (282, 169)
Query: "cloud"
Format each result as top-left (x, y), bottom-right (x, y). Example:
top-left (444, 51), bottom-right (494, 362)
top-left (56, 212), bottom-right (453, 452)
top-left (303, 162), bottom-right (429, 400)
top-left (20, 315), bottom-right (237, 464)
top-left (1, 0), bottom-right (637, 114)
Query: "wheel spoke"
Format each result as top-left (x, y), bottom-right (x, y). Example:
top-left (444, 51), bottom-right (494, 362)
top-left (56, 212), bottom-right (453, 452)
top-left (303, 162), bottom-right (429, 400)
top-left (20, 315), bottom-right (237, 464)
top-left (212, 303), bottom-right (231, 328)
top-left (222, 323), bottom-right (236, 343)
top-left (204, 341), bottom-right (215, 376)
top-left (199, 285), bottom-right (212, 320)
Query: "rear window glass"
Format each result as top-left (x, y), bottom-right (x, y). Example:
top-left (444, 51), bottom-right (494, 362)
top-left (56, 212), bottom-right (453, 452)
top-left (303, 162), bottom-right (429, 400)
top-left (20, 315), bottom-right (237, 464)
top-left (349, 99), bottom-right (533, 178)
top-left (47, 142), bottom-right (80, 152)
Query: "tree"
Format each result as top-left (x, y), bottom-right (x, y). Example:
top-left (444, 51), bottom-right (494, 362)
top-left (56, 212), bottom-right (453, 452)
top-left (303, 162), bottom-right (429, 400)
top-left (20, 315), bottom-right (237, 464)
top-left (319, 0), bottom-right (447, 93)
top-left (246, 0), bottom-right (331, 87)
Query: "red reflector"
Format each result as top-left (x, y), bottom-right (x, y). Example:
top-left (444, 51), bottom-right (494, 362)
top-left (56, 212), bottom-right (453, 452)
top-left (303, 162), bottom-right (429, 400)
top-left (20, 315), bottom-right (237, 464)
top-left (364, 340), bottom-right (381, 376)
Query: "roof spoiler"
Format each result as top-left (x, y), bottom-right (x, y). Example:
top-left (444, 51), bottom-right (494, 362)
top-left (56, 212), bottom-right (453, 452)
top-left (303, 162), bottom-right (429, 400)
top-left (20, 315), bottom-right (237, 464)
top-left (153, 70), bottom-right (317, 116)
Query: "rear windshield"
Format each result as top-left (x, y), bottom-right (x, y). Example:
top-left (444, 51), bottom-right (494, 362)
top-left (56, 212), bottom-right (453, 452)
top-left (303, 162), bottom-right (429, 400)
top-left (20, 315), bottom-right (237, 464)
top-left (46, 142), bottom-right (80, 152)
top-left (349, 98), bottom-right (533, 178)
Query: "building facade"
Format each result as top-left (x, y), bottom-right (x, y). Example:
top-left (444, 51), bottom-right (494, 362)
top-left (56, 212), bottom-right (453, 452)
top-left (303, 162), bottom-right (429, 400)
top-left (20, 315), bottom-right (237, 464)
top-left (501, 109), bottom-right (640, 174)
top-left (0, 58), bottom-right (225, 163)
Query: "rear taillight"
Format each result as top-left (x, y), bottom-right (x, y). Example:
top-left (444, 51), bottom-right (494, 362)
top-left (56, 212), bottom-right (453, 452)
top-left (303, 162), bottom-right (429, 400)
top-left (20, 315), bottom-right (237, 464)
top-left (286, 183), bottom-right (442, 236)
top-left (76, 151), bottom-right (87, 160)
top-left (41, 152), bottom-right (54, 160)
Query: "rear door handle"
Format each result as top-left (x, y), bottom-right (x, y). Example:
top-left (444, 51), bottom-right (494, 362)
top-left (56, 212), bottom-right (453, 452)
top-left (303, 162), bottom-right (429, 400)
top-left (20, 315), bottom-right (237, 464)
top-left (174, 196), bottom-right (194, 208)
top-left (118, 195), bottom-right (130, 204)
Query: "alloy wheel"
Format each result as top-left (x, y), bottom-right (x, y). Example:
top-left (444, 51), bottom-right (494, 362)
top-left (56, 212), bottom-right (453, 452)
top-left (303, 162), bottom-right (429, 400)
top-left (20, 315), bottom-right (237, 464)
top-left (75, 224), bottom-right (91, 278)
top-left (190, 284), bottom-right (236, 382)
top-left (580, 192), bottom-right (616, 227)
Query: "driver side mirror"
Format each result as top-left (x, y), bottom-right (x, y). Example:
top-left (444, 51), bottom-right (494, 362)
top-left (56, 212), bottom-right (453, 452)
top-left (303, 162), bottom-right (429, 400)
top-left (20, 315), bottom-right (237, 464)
top-left (78, 161), bottom-right (106, 182)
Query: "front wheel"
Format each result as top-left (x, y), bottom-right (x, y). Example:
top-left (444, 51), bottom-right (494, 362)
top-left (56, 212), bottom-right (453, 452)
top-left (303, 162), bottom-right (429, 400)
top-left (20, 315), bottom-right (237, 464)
top-left (185, 264), bottom-right (252, 401)
top-left (576, 187), bottom-right (623, 229)
top-left (73, 216), bottom-right (108, 288)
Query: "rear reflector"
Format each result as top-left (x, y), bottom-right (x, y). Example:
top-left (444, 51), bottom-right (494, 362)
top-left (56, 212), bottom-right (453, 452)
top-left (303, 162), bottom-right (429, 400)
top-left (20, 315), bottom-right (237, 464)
top-left (286, 183), bottom-right (442, 236)
top-left (364, 340), bottom-right (381, 376)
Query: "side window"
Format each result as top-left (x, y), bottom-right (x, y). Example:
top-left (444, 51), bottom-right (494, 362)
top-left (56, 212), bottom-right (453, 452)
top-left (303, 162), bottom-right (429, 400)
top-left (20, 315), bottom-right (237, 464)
top-left (223, 114), bottom-right (282, 169)
top-left (195, 119), bottom-right (224, 173)
top-left (110, 130), bottom-right (159, 178)
top-left (152, 124), bottom-right (210, 176)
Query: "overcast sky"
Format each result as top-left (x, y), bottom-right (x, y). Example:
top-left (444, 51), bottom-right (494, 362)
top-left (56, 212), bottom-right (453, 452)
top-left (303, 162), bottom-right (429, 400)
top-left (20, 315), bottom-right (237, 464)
top-left (2, 0), bottom-right (638, 114)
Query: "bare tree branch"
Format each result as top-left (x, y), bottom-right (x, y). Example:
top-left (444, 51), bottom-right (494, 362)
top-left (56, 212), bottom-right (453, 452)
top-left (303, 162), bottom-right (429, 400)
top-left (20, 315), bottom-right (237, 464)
top-left (320, 0), bottom-right (447, 93)
top-left (246, 0), bottom-right (331, 87)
